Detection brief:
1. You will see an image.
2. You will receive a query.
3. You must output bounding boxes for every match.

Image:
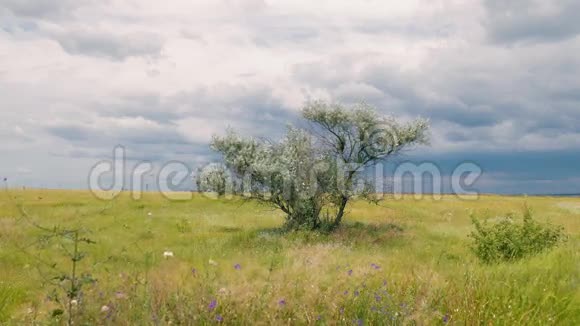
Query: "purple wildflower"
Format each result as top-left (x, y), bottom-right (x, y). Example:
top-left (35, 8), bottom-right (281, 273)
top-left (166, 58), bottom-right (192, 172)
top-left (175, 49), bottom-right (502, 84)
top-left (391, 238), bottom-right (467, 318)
top-left (208, 299), bottom-right (217, 311)
top-left (370, 263), bottom-right (380, 270)
top-left (278, 299), bottom-right (286, 306)
top-left (316, 315), bottom-right (322, 321)
top-left (354, 290), bottom-right (360, 296)
top-left (442, 314), bottom-right (449, 323)
top-left (191, 268), bottom-right (197, 275)
top-left (356, 319), bottom-right (364, 326)
top-left (375, 294), bottom-right (382, 302)
top-left (343, 290), bottom-right (349, 295)
top-left (348, 269), bottom-right (353, 276)
top-left (234, 263), bottom-right (241, 270)
top-left (216, 315), bottom-right (223, 322)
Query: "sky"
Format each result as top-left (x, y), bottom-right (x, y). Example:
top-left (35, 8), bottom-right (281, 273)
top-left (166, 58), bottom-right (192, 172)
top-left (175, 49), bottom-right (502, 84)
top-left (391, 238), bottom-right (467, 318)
top-left (1, 0), bottom-right (579, 194)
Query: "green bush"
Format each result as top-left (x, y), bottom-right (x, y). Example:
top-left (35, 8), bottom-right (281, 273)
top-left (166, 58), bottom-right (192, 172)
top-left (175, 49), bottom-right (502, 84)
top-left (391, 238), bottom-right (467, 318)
top-left (469, 205), bottom-right (566, 263)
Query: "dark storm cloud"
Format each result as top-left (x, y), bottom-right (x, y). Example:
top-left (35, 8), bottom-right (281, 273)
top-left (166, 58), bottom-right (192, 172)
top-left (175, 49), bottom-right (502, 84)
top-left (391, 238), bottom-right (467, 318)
top-left (46, 125), bottom-right (91, 141)
top-left (96, 83), bottom-right (298, 137)
top-left (484, 0), bottom-right (580, 44)
top-left (403, 149), bottom-right (580, 194)
top-left (96, 94), bottom-right (180, 124)
top-left (44, 83), bottom-right (298, 163)
top-left (292, 40), bottom-right (580, 148)
top-left (45, 119), bottom-right (206, 163)
top-left (0, 0), bottom-right (89, 19)
top-left (52, 29), bottom-right (164, 60)
top-left (45, 121), bottom-right (192, 146)
top-left (301, 61), bottom-right (505, 128)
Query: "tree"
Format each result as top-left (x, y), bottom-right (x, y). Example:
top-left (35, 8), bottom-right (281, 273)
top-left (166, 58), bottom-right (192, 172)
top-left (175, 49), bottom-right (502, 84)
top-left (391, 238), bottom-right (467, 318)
top-left (195, 163), bottom-right (232, 196)
top-left (211, 101), bottom-right (429, 230)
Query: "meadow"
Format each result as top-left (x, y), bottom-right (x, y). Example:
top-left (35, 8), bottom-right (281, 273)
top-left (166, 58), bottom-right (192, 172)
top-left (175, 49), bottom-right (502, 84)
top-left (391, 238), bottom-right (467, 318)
top-left (0, 189), bottom-right (578, 325)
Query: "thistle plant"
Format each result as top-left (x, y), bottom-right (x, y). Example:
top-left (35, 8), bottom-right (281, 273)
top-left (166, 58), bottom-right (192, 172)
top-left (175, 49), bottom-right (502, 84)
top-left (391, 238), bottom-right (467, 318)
top-left (45, 227), bottom-right (96, 325)
top-left (6, 189), bottom-right (106, 325)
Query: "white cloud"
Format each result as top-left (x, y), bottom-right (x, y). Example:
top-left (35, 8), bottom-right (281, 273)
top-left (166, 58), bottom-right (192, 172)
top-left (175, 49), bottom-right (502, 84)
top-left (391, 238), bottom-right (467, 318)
top-left (0, 0), bottom-right (579, 190)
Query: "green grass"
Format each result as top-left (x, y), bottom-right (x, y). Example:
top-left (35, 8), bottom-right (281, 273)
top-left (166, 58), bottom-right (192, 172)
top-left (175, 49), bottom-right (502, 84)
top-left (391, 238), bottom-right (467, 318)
top-left (0, 189), bottom-right (578, 325)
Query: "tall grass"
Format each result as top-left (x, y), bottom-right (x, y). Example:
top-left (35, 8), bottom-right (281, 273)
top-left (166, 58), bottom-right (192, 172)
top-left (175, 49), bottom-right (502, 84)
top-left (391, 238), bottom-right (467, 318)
top-left (0, 189), bottom-right (578, 324)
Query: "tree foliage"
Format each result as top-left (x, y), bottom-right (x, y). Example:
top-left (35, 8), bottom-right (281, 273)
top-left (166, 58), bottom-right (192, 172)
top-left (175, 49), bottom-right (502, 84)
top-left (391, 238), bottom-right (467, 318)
top-left (196, 163), bottom-right (231, 196)
top-left (210, 101), bottom-right (429, 230)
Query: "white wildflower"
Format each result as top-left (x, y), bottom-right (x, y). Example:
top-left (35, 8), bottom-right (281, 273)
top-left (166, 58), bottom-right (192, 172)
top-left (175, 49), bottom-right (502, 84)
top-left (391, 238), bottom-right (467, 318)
top-left (209, 259), bottom-right (218, 266)
top-left (163, 251), bottom-right (174, 258)
top-left (101, 305), bottom-right (110, 313)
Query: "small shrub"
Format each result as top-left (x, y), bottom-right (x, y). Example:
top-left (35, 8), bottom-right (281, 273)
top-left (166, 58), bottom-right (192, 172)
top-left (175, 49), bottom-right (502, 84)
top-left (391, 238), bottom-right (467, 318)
top-left (469, 205), bottom-right (566, 263)
top-left (176, 218), bottom-right (192, 233)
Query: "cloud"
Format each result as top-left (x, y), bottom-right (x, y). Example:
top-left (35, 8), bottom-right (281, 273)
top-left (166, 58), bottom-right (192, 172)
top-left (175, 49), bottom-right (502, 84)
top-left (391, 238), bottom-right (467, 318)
top-left (50, 29), bottom-right (164, 60)
top-left (45, 116), bottom-right (192, 145)
top-left (46, 124), bottom-right (91, 141)
top-left (0, 123), bottom-right (34, 142)
top-left (1, 0), bottom-right (579, 193)
top-left (95, 83), bottom-right (297, 136)
top-left (483, 0), bottom-right (580, 44)
top-left (0, 0), bottom-right (89, 19)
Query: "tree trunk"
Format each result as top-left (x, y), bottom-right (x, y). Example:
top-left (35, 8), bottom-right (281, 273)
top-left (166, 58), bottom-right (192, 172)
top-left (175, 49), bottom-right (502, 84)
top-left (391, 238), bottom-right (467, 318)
top-left (333, 195), bottom-right (349, 228)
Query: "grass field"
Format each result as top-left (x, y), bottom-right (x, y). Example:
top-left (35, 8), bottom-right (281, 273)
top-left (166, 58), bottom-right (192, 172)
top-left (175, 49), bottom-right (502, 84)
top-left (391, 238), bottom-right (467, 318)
top-left (0, 189), bottom-right (578, 325)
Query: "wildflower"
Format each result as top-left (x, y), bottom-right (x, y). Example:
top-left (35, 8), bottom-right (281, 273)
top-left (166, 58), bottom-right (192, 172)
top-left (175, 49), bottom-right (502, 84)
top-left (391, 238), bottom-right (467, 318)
top-left (216, 315), bottom-right (223, 322)
top-left (278, 299), bottom-right (286, 306)
top-left (234, 263), bottom-right (241, 270)
top-left (209, 259), bottom-right (218, 266)
top-left (208, 299), bottom-right (217, 311)
top-left (101, 305), bottom-right (110, 313)
top-left (191, 268), bottom-right (197, 275)
top-left (147, 212), bottom-right (152, 216)
top-left (316, 315), bottom-right (322, 321)
top-left (163, 251), bottom-right (174, 258)
top-left (70, 299), bottom-right (78, 306)
top-left (343, 290), bottom-right (349, 295)
top-left (370, 263), bottom-right (380, 270)
top-left (374, 294), bottom-right (381, 302)
top-left (354, 290), bottom-right (360, 297)
top-left (442, 314), bottom-right (449, 323)
top-left (115, 291), bottom-right (126, 299)
top-left (347, 269), bottom-right (353, 276)
top-left (356, 319), bottom-right (364, 326)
